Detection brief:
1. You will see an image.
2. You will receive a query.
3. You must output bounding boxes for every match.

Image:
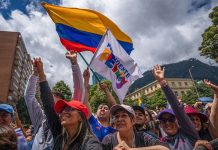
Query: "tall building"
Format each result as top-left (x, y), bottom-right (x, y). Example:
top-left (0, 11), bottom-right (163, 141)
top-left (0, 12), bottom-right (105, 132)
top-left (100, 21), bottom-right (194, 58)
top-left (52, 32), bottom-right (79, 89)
top-left (126, 78), bottom-right (193, 100)
top-left (0, 31), bottom-right (32, 103)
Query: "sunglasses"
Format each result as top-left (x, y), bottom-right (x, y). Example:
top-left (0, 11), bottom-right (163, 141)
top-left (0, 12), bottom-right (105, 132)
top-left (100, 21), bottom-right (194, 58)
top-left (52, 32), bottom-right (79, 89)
top-left (59, 106), bottom-right (74, 114)
top-left (160, 117), bottom-right (176, 123)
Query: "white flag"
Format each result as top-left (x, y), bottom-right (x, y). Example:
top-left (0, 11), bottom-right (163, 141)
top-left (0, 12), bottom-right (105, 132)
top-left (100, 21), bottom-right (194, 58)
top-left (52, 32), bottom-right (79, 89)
top-left (89, 30), bottom-right (143, 103)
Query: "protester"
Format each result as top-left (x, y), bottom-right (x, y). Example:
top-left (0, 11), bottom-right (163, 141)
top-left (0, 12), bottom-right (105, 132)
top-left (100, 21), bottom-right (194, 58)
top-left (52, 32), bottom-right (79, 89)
top-left (102, 104), bottom-right (169, 150)
top-left (204, 79), bottom-right (218, 139)
top-left (24, 57), bottom-right (53, 150)
top-left (0, 104), bottom-right (27, 150)
top-left (35, 57), bottom-right (102, 149)
top-left (132, 105), bottom-right (157, 137)
top-left (184, 106), bottom-right (212, 141)
top-left (0, 126), bottom-right (17, 150)
top-left (83, 68), bottom-right (117, 141)
top-left (152, 64), bottom-right (199, 150)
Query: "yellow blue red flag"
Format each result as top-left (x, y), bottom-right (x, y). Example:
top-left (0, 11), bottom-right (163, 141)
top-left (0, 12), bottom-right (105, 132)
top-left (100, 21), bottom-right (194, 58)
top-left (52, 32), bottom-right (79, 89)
top-left (42, 3), bottom-right (133, 54)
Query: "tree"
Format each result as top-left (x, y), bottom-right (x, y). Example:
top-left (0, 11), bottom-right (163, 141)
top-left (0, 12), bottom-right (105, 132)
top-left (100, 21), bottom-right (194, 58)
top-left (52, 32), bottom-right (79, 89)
top-left (144, 90), bottom-right (167, 110)
top-left (52, 80), bottom-right (72, 101)
top-left (16, 97), bottom-right (31, 125)
top-left (89, 80), bottom-right (119, 113)
top-left (199, 6), bottom-right (218, 62)
top-left (182, 81), bottom-right (213, 105)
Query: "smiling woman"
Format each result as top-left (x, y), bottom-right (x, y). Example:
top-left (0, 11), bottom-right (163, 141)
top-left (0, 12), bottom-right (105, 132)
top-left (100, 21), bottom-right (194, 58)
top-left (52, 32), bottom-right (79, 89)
top-left (102, 104), bottom-right (169, 150)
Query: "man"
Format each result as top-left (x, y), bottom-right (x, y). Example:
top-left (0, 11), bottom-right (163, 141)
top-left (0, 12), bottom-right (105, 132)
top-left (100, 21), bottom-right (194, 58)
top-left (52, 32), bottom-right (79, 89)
top-left (0, 104), bottom-right (27, 150)
top-left (83, 69), bottom-right (117, 141)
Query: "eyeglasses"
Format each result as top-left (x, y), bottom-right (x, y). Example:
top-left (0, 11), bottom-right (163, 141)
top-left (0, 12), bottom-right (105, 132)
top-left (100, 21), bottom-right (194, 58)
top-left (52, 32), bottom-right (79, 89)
top-left (160, 117), bottom-right (176, 123)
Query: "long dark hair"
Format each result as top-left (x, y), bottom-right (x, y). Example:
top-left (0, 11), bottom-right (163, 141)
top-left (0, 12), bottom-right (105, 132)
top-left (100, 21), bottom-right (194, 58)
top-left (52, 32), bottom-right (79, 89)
top-left (61, 110), bottom-right (94, 150)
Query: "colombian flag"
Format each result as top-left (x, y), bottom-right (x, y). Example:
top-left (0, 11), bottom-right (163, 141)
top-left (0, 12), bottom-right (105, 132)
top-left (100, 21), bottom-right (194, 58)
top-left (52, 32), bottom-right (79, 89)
top-left (42, 3), bottom-right (133, 54)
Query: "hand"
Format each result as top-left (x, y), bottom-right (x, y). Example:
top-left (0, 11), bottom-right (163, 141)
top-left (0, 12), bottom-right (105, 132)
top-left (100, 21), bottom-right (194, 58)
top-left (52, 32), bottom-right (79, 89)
top-left (204, 79), bottom-right (218, 93)
top-left (152, 64), bottom-right (165, 82)
top-left (83, 68), bottom-right (90, 84)
top-left (65, 51), bottom-right (77, 64)
top-left (100, 82), bottom-right (109, 92)
top-left (35, 57), bottom-right (44, 75)
top-left (32, 58), bottom-right (38, 75)
top-left (194, 140), bottom-right (212, 150)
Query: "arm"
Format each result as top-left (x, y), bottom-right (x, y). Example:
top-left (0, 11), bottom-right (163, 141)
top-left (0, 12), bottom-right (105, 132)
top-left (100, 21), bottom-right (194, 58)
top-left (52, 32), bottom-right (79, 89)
top-left (66, 52), bottom-right (84, 102)
top-left (100, 82), bottom-right (117, 106)
top-left (130, 146), bottom-right (169, 150)
top-left (36, 57), bottom-right (62, 138)
top-left (83, 68), bottom-right (92, 118)
top-left (15, 111), bottom-right (27, 138)
top-left (152, 65), bottom-right (199, 141)
top-left (204, 80), bottom-right (218, 138)
top-left (24, 63), bottom-right (44, 134)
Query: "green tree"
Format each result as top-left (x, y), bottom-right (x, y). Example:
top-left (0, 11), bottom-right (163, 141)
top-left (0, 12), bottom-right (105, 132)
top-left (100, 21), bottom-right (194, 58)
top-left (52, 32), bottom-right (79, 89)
top-left (16, 97), bottom-right (31, 125)
top-left (199, 6), bottom-right (218, 62)
top-left (182, 82), bottom-right (213, 105)
top-left (144, 90), bottom-right (167, 110)
top-left (52, 80), bottom-right (72, 101)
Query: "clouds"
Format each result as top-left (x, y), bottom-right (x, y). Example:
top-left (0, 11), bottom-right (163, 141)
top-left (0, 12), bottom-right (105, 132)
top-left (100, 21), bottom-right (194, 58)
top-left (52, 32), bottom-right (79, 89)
top-left (0, 0), bottom-right (218, 89)
top-left (0, 0), bottom-right (10, 9)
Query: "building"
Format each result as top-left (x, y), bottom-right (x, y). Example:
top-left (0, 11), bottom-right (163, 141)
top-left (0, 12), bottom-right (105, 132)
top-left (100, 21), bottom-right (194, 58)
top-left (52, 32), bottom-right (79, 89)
top-left (126, 78), bottom-right (193, 100)
top-left (0, 31), bottom-right (32, 103)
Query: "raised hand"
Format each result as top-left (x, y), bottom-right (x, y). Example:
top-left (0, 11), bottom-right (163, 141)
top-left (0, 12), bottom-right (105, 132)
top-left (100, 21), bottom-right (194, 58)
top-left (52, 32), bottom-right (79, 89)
top-left (32, 58), bottom-right (38, 75)
top-left (204, 79), bottom-right (218, 93)
top-left (83, 68), bottom-right (90, 84)
top-left (65, 51), bottom-right (77, 64)
top-left (152, 64), bottom-right (165, 82)
top-left (100, 82), bottom-right (109, 92)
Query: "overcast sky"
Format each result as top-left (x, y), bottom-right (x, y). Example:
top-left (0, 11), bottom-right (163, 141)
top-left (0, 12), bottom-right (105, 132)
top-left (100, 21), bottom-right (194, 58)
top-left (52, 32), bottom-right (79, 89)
top-left (0, 0), bottom-right (218, 90)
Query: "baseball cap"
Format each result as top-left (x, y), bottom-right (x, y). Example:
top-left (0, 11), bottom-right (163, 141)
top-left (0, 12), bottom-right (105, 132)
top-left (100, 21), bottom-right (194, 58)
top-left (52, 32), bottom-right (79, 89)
top-left (54, 100), bottom-right (88, 119)
top-left (110, 104), bottom-right (135, 118)
top-left (132, 105), bottom-right (145, 115)
top-left (0, 104), bottom-right (14, 114)
top-left (157, 109), bottom-right (175, 120)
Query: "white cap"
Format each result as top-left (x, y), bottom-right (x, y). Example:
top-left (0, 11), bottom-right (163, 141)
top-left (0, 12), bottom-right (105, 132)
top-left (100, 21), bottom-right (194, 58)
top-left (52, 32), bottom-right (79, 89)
top-left (110, 104), bottom-right (135, 118)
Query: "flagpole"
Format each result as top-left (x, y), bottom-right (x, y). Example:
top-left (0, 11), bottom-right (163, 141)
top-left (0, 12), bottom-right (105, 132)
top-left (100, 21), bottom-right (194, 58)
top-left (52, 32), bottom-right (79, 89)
top-left (88, 28), bottom-right (109, 68)
top-left (78, 52), bottom-right (101, 83)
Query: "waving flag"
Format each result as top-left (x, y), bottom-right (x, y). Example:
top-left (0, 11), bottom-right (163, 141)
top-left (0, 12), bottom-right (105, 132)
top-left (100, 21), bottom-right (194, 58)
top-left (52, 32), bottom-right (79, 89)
top-left (42, 3), bottom-right (133, 54)
top-left (90, 30), bottom-right (142, 103)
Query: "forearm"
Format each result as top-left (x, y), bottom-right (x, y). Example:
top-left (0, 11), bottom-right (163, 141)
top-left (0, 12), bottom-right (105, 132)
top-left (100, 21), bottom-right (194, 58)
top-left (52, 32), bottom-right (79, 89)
top-left (84, 82), bottom-right (92, 118)
top-left (131, 145), bottom-right (169, 150)
top-left (209, 94), bottom-right (218, 138)
top-left (103, 89), bottom-right (117, 106)
top-left (72, 63), bottom-right (84, 101)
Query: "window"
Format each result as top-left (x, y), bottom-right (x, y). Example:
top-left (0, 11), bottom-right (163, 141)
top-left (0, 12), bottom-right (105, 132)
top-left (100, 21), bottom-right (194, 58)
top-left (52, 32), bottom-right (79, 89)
top-left (171, 82), bottom-right (175, 86)
top-left (174, 91), bottom-right (178, 96)
top-left (178, 82), bottom-right (182, 86)
top-left (184, 82), bottom-right (188, 86)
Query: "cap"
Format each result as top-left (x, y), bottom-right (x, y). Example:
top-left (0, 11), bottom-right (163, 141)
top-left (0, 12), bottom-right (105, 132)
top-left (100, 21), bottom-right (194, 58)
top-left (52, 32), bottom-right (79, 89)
top-left (54, 100), bottom-right (89, 119)
top-left (110, 104), bottom-right (135, 118)
top-left (184, 106), bottom-right (208, 123)
top-left (157, 109), bottom-right (175, 120)
top-left (132, 105), bottom-right (145, 115)
top-left (0, 104), bottom-right (14, 114)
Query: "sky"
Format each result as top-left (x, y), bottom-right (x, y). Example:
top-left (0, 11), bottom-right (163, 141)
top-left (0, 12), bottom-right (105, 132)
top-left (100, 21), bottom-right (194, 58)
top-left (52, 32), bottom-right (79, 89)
top-left (0, 0), bottom-right (218, 90)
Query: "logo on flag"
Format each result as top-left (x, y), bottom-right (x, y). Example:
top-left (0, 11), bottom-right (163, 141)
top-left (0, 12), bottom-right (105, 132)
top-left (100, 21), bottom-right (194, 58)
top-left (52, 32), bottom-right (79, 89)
top-left (90, 30), bottom-right (142, 103)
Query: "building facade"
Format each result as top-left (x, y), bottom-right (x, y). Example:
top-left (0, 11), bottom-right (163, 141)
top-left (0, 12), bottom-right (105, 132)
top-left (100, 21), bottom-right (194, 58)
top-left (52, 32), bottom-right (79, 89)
top-left (127, 78), bottom-right (193, 100)
top-left (0, 31), bottom-right (32, 103)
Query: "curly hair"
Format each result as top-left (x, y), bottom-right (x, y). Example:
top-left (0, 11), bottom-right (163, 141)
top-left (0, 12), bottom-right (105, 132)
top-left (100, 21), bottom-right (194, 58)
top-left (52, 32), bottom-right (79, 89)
top-left (0, 126), bottom-right (17, 150)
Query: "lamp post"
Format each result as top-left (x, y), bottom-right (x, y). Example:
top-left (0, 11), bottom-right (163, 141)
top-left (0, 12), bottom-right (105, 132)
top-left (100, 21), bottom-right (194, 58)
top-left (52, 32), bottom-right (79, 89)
top-left (189, 66), bottom-right (200, 98)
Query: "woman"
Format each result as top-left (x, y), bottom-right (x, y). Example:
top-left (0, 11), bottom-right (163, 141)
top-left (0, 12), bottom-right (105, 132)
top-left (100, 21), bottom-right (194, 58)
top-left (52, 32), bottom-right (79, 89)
top-left (102, 104), bottom-right (169, 150)
top-left (36, 57), bottom-right (102, 150)
top-left (184, 106), bottom-right (212, 141)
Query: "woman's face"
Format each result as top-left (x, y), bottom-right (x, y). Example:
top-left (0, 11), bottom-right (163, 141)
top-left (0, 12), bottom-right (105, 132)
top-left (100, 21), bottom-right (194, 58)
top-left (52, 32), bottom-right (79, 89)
top-left (144, 110), bottom-right (151, 124)
top-left (114, 110), bottom-right (134, 132)
top-left (189, 115), bottom-right (202, 132)
top-left (59, 106), bottom-right (82, 128)
top-left (160, 113), bottom-right (178, 136)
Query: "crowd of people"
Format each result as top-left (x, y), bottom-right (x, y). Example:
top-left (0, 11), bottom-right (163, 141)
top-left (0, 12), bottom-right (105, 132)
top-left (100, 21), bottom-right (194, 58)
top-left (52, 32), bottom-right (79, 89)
top-left (0, 51), bottom-right (217, 150)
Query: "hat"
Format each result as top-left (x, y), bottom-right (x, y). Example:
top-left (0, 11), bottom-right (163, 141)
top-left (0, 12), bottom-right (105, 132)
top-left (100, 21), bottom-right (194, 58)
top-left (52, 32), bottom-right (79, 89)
top-left (54, 100), bottom-right (89, 119)
top-left (157, 109), bottom-right (175, 120)
top-left (184, 106), bottom-right (208, 123)
top-left (110, 104), bottom-right (135, 118)
top-left (132, 106), bottom-right (145, 115)
top-left (0, 104), bottom-right (14, 114)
